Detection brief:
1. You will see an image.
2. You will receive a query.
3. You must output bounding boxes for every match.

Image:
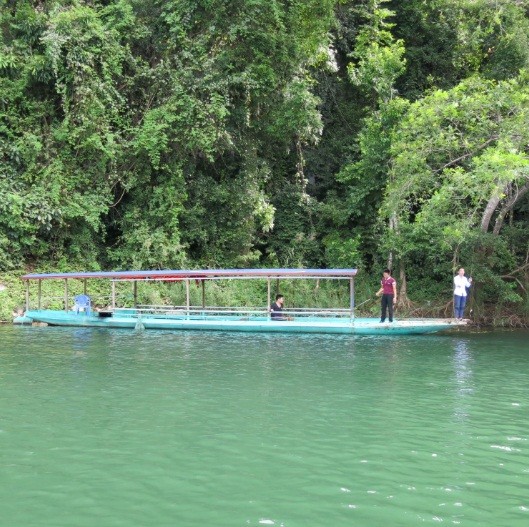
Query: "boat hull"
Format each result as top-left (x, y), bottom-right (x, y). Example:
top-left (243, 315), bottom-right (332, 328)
top-left (16, 310), bottom-right (463, 335)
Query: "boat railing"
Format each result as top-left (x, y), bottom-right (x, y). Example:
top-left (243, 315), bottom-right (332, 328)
top-left (127, 305), bottom-right (353, 319)
top-left (27, 293), bottom-right (130, 312)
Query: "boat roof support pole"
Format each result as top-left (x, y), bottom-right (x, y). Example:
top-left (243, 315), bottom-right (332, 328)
top-left (83, 279), bottom-right (87, 295)
top-left (350, 277), bottom-right (355, 320)
top-left (267, 278), bottom-right (271, 318)
top-left (185, 279), bottom-right (190, 316)
top-left (111, 281), bottom-right (116, 310)
top-left (133, 281), bottom-right (138, 308)
top-left (201, 280), bottom-right (205, 309)
top-left (25, 280), bottom-right (30, 312)
top-left (64, 279), bottom-right (68, 313)
top-left (38, 280), bottom-right (42, 310)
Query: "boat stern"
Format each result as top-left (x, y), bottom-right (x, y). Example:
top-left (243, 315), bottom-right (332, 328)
top-left (13, 314), bottom-right (34, 325)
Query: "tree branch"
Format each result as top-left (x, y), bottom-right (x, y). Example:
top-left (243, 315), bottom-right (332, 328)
top-left (434, 135), bottom-right (498, 174)
top-left (492, 179), bottom-right (529, 235)
top-left (499, 275), bottom-right (527, 294)
top-left (502, 261), bottom-right (529, 278)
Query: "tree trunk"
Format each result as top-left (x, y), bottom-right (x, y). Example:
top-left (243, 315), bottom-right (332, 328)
top-left (480, 186), bottom-right (505, 232)
top-left (387, 212), bottom-right (397, 270)
top-left (492, 180), bottom-right (529, 235)
top-left (398, 259), bottom-right (409, 306)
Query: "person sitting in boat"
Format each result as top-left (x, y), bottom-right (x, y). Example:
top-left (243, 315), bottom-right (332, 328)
top-left (271, 294), bottom-right (285, 319)
top-left (270, 294), bottom-right (292, 321)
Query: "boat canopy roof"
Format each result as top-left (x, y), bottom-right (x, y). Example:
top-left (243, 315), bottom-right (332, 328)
top-left (22, 268), bottom-right (358, 281)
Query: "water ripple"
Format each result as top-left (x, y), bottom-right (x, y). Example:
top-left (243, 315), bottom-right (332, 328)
top-left (2, 326), bottom-right (529, 526)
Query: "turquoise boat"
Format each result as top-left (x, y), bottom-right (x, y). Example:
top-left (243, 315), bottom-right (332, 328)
top-left (14, 268), bottom-right (464, 335)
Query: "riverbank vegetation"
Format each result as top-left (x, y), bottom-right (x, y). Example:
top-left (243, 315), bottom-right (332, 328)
top-left (1, 0), bottom-right (529, 325)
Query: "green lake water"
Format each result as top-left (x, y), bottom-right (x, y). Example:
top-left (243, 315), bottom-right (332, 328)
top-left (1, 326), bottom-right (528, 527)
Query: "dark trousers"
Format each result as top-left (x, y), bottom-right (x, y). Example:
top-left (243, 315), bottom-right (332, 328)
top-left (454, 295), bottom-right (467, 319)
top-left (380, 294), bottom-right (394, 322)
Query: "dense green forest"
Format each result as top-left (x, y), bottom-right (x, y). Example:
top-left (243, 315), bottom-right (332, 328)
top-left (1, 0), bottom-right (529, 323)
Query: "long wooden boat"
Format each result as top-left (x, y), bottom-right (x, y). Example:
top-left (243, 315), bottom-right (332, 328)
top-left (14, 269), bottom-right (465, 335)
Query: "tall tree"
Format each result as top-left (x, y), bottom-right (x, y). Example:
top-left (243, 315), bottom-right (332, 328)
top-left (382, 74), bottom-right (529, 304)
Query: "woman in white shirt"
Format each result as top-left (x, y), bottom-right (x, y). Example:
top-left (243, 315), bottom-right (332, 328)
top-left (453, 268), bottom-right (472, 320)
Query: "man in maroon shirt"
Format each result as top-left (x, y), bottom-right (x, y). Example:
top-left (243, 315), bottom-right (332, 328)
top-left (376, 269), bottom-right (397, 323)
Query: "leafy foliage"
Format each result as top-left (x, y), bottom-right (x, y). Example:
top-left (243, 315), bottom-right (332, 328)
top-left (382, 74), bottom-right (529, 299)
top-left (2, 0), bottom-right (529, 321)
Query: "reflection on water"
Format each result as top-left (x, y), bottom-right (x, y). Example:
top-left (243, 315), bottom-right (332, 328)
top-left (1, 326), bottom-right (529, 527)
top-left (452, 339), bottom-right (473, 423)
